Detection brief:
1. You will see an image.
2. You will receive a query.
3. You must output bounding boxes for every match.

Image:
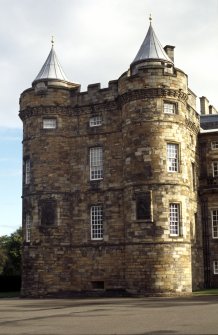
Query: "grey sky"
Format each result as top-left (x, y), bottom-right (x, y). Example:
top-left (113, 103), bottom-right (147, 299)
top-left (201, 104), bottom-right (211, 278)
top-left (0, 0), bottom-right (217, 127)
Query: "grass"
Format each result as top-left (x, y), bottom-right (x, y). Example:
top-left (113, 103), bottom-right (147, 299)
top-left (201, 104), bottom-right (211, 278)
top-left (193, 289), bottom-right (218, 296)
top-left (0, 291), bottom-right (20, 298)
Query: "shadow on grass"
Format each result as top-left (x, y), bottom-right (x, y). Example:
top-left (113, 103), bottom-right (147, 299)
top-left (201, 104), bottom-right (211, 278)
top-left (0, 291), bottom-right (20, 298)
top-left (192, 288), bottom-right (218, 296)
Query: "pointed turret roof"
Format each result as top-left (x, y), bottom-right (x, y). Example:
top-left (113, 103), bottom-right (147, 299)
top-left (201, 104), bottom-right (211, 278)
top-left (131, 17), bottom-right (173, 65)
top-left (33, 38), bottom-right (69, 83)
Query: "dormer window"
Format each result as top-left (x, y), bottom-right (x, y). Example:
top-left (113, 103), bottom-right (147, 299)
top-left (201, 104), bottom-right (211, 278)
top-left (89, 115), bottom-right (102, 127)
top-left (43, 118), bottom-right (57, 129)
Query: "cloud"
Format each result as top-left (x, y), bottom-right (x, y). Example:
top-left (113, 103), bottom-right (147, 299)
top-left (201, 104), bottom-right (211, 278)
top-left (0, 0), bottom-right (217, 127)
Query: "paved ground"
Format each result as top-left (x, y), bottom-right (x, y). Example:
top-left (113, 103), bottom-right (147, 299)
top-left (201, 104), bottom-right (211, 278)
top-left (0, 295), bottom-right (218, 335)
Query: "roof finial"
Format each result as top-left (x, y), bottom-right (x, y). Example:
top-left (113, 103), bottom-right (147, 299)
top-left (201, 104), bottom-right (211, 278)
top-left (51, 36), bottom-right (54, 47)
top-left (149, 14), bottom-right (152, 24)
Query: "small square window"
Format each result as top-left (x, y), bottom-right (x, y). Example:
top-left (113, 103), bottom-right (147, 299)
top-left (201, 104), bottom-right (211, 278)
top-left (89, 115), bottom-right (102, 127)
top-left (211, 141), bottom-right (218, 150)
top-left (213, 261), bottom-right (218, 274)
top-left (164, 102), bottom-right (176, 114)
top-left (212, 162), bottom-right (218, 177)
top-left (43, 118), bottom-right (57, 129)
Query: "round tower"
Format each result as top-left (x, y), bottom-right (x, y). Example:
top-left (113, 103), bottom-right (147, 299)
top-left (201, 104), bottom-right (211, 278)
top-left (19, 41), bottom-right (80, 296)
top-left (118, 19), bottom-right (200, 294)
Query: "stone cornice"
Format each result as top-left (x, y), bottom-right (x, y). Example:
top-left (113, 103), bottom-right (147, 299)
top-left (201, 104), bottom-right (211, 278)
top-left (119, 88), bottom-right (188, 105)
top-left (19, 101), bottom-right (118, 120)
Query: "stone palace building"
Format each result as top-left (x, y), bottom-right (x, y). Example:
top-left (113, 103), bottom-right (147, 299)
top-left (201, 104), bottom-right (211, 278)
top-left (19, 19), bottom-right (218, 297)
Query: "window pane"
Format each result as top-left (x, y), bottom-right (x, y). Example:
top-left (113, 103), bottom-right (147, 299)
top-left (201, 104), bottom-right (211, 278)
top-left (43, 119), bottom-right (57, 129)
top-left (90, 147), bottom-right (103, 180)
top-left (213, 261), bottom-right (218, 274)
top-left (90, 115), bottom-right (102, 127)
top-left (213, 162), bottom-right (218, 177)
top-left (26, 214), bottom-right (31, 242)
top-left (136, 192), bottom-right (151, 220)
top-left (212, 210), bottom-right (218, 238)
top-left (169, 203), bottom-right (180, 236)
top-left (211, 141), bottom-right (218, 150)
top-left (91, 205), bottom-right (103, 240)
top-left (164, 103), bottom-right (176, 114)
top-left (25, 159), bottom-right (30, 184)
top-left (167, 144), bottom-right (179, 172)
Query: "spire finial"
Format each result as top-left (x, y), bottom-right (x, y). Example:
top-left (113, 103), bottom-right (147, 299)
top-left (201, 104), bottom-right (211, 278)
top-left (51, 36), bottom-right (54, 47)
top-left (149, 14), bottom-right (152, 24)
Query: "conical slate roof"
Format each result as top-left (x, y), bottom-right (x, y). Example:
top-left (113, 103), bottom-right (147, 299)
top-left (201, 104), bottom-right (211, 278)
top-left (132, 20), bottom-right (172, 65)
top-left (33, 44), bottom-right (69, 83)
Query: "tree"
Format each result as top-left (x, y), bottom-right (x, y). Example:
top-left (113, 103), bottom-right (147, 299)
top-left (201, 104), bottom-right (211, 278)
top-left (0, 228), bottom-right (22, 276)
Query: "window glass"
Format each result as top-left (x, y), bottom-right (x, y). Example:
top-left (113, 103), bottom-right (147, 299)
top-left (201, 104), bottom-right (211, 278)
top-left (169, 203), bottom-right (180, 236)
top-left (212, 162), bottom-right (218, 177)
top-left (91, 205), bottom-right (103, 240)
top-left (136, 192), bottom-right (151, 221)
top-left (167, 143), bottom-right (179, 172)
top-left (212, 210), bottom-right (218, 238)
top-left (26, 214), bottom-right (31, 242)
top-left (43, 119), bottom-right (57, 129)
top-left (164, 102), bottom-right (176, 114)
top-left (90, 147), bottom-right (103, 180)
top-left (89, 115), bottom-right (102, 127)
top-left (211, 141), bottom-right (218, 150)
top-left (25, 159), bottom-right (30, 184)
top-left (213, 261), bottom-right (218, 274)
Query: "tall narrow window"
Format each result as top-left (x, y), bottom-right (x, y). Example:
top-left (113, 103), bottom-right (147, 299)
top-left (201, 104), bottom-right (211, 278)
top-left (26, 214), bottom-right (31, 242)
top-left (212, 162), bottom-right (218, 177)
top-left (136, 192), bottom-right (152, 221)
top-left (25, 159), bottom-right (30, 184)
top-left (167, 143), bottom-right (179, 172)
top-left (211, 141), bottom-right (218, 150)
top-left (91, 205), bottom-right (103, 240)
top-left (213, 261), bottom-right (218, 274)
top-left (164, 102), bottom-right (176, 114)
top-left (43, 118), bottom-right (57, 129)
top-left (191, 162), bottom-right (196, 190)
top-left (169, 203), bottom-right (180, 236)
top-left (212, 210), bottom-right (218, 238)
top-left (90, 147), bottom-right (103, 180)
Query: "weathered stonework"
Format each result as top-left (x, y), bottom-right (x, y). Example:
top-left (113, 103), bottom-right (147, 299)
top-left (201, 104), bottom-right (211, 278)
top-left (19, 25), bottom-right (209, 297)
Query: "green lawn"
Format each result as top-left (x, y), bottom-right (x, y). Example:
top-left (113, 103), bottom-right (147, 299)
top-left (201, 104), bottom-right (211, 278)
top-left (193, 289), bottom-right (218, 296)
top-left (0, 291), bottom-right (20, 298)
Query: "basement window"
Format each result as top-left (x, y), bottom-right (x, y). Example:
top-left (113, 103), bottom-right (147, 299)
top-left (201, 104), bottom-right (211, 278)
top-left (91, 281), bottom-right (105, 290)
